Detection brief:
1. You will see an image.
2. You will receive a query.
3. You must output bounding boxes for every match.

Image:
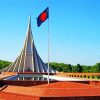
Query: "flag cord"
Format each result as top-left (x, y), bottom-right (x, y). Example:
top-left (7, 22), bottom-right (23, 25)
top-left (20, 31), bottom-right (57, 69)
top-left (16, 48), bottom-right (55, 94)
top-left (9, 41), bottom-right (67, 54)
top-left (48, 15), bottom-right (50, 84)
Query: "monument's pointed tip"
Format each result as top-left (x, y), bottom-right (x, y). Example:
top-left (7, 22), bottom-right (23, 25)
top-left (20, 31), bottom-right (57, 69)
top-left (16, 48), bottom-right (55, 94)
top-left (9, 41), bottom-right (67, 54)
top-left (27, 14), bottom-right (31, 29)
top-left (27, 14), bottom-right (31, 35)
top-left (29, 13), bottom-right (31, 24)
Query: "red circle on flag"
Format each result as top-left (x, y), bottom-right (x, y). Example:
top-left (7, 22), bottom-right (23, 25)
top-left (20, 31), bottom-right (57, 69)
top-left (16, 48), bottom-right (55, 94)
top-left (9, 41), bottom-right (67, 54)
top-left (40, 12), bottom-right (47, 21)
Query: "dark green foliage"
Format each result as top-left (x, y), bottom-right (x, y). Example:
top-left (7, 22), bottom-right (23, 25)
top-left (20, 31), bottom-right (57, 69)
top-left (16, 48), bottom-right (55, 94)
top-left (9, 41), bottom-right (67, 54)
top-left (1, 59), bottom-right (100, 73)
top-left (50, 62), bottom-right (100, 73)
top-left (93, 63), bottom-right (100, 72)
top-left (76, 64), bottom-right (83, 72)
top-left (72, 64), bottom-right (83, 72)
top-left (82, 65), bottom-right (91, 72)
top-left (0, 60), bottom-right (12, 69)
top-left (63, 64), bottom-right (72, 72)
top-left (72, 65), bottom-right (77, 72)
top-left (49, 62), bottom-right (72, 72)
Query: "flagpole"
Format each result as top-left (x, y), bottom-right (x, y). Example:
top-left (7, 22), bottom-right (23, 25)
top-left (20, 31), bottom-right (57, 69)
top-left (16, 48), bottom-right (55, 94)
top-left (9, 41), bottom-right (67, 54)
top-left (47, 10), bottom-right (50, 84)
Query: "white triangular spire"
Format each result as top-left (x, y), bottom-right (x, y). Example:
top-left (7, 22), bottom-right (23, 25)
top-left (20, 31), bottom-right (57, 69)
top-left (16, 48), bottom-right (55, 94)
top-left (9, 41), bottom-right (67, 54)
top-left (1, 16), bottom-right (55, 73)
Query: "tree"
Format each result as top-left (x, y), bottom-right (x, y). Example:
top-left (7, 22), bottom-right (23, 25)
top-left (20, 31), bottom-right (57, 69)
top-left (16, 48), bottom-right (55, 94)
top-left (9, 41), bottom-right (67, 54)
top-left (72, 64), bottom-right (83, 72)
top-left (76, 64), bottom-right (83, 72)
top-left (72, 65), bottom-right (77, 72)
top-left (90, 63), bottom-right (100, 72)
top-left (95, 63), bottom-right (100, 72)
top-left (0, 60), bottom-right (12, 69)
top-left (49, 62), bottom-right (100, 73)
top-left (82, 65), bottom-right (91, 72)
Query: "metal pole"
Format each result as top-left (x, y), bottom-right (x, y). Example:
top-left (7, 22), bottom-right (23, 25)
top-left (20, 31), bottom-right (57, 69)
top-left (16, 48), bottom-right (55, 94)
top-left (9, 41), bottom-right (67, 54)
top-left (48, 14), bottom-right (50, 84)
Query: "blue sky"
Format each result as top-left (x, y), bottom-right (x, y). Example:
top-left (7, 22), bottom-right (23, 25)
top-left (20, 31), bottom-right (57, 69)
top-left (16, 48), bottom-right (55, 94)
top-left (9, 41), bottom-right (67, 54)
top-left (0, 0), bottom-right (100, 65)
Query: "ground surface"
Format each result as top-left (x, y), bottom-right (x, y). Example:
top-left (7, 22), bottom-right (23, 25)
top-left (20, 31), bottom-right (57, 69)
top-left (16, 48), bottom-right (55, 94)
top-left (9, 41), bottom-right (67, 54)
top-left (1, 74), bottom-right (100, 99)
top-left (0, 75), bottom-right (13, 80)
top-left (1, 81), bottom-right (100, 97)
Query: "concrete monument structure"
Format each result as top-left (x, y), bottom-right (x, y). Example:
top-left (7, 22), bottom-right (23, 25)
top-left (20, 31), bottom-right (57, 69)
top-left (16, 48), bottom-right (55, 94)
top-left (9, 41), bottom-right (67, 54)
top-left (0, 17), bottom-right (55, 73)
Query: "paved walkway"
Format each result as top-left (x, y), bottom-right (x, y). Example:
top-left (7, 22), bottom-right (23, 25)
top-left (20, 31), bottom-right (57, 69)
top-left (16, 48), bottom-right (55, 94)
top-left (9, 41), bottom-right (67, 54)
top-left (43, 75), bottom-right (88, 81)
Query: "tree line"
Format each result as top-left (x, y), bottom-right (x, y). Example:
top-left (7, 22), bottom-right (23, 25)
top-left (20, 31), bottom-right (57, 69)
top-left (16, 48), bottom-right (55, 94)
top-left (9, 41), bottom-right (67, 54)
top-left (0, 60), bottom-right (12, 70)
top-left (50, 62), bottom-right (100, 73)
top-left (0, 60), bottom-right (100, 73)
